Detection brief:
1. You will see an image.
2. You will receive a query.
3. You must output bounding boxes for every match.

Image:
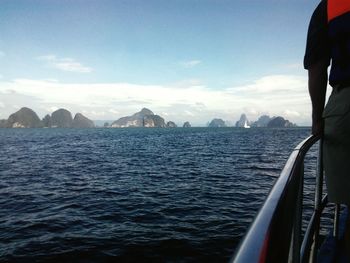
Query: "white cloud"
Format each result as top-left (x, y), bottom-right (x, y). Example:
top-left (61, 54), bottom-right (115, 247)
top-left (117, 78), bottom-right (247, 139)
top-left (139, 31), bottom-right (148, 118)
top-left (284, 63), bottom-right (301, 69)
top-left (108, 109), bottom-right (119, 114)
top-left (37, 54), bottom-right (93, 73)
top-left (284, 109), bottom-right (301, 117)
top-left (49, 106), bottom-right (59, 112)
top-left (181, 60), bottom-right (202, 68)
top-left (90, 110), bottom-right (106, 116)
top-left (0, 74), bottom-right (316, 125)
top-left (184, 110), bottom-right (195, 116)
top-left (170, 79), bottom-right (203, 89)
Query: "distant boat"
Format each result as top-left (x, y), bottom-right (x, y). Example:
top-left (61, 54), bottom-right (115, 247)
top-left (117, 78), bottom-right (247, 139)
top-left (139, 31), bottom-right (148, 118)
top-left (243, 120), bottom-right (250, 129)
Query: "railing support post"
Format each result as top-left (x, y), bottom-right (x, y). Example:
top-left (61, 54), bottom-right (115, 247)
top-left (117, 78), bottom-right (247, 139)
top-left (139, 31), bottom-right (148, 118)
top-left (333, 204), bottom-right (340, 239)
top-left (290, 162), bottom-right (304, 263)
top-left (310, 139), bottom-right (324, 263)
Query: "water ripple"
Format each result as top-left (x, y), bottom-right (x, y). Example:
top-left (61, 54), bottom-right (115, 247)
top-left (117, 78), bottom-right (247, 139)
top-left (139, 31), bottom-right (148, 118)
top-left (0, 127), bottom-right (313, 262)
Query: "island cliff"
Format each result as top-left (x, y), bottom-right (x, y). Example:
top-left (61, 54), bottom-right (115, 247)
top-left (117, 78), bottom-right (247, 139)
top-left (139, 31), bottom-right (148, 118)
top-left (111, 108), bottom-right (166, 128)
top-left (73, 113), bottom-right (95, 128)
top-left (51, 109), bottom-right (73, 128)
top-left (6, 107), bottom-right (43, 128)
top-left (267, 116), bottom-right (296, 128)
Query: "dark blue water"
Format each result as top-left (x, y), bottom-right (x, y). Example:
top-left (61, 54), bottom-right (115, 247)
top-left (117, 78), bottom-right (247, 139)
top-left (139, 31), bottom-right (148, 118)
top-left (0, 127), bottom-right (313, 262)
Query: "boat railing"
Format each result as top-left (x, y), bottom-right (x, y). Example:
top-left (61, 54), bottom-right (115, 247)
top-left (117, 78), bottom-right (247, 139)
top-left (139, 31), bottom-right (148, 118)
top-left (231, 134), bottom-right (340, 263)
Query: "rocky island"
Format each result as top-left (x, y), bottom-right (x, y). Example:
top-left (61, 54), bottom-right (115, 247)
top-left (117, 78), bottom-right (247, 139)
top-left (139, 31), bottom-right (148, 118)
top-left (0, 107), bottom-right (95, 128)
top-left (183, 121), bottom-right (191, 128)
top-left (267, 116), bottom-right (296, 128)
top-left (166, 121), bottom-right (177, 128)
top-left (206, 114), bottom-right (297, 128)
top-left (251, 115), bottom-right (271, 127)
top-left (208, 118), bottom-right (227, 127)
top-left (0, 107), bottom-right (299, 129)
top-left (111, 108), bottom-right (167, 128)
top-left (51, 109), bottom-right (73, 128)
top-left (72, 113), bottom-right (95, 128)
top-left (236, 113), bottom-right (297, 128)
top-left (235, 114), bottom-right (250, 128)
top-left (6, 107), bottom-right (43, 128)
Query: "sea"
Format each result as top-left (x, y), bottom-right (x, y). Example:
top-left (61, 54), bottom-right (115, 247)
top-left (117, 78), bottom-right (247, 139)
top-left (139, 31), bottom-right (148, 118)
top-left (0, 127), bottom-right (322, 262)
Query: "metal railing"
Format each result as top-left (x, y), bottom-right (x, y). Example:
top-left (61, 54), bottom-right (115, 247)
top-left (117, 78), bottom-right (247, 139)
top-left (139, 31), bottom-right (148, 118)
top-left (231, 135), bottom-right (340, 263)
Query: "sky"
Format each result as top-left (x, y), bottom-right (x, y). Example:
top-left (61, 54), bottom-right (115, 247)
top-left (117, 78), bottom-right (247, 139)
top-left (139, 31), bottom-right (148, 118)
top-left (0, 0), bottom-right (328, 126)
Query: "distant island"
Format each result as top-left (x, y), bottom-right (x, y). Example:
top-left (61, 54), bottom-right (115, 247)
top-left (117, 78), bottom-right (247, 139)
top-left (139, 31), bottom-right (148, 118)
top-left (208, 118), bottom-right (227, 128)
top-left (208, 113), bottom-right (297, 128)
top-left (0, 107), bottom-right (94, 128)
top-left (183, 121), bottom-right (191, 128)
top-left (234, 113), bottom-right (296, 128)
top-left (110, 108), bottom-right (166, 128)
top-left (0, 107), bottom-right (297, 129)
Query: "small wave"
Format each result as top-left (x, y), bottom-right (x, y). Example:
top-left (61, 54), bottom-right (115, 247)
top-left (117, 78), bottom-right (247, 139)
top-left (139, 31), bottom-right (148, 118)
top-left (0, 127), bottom-right (313, 262)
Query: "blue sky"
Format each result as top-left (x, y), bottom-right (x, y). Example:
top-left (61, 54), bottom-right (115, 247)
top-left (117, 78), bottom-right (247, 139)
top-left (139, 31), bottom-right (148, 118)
top-left (0, 0), bottom-right (324, 125)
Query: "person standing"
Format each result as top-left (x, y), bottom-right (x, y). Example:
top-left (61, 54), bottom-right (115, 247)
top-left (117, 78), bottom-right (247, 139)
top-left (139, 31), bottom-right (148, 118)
top-left (305, 0), bottom-right (350, 255)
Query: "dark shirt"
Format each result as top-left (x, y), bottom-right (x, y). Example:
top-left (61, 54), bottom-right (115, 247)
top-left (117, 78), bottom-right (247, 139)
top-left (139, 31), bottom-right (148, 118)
top-left (304, 0), bottom-right (331, 69)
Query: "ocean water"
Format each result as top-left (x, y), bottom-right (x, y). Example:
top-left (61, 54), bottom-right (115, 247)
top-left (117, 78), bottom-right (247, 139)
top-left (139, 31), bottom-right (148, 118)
top-left (0, 127), bottom-right (316, 262)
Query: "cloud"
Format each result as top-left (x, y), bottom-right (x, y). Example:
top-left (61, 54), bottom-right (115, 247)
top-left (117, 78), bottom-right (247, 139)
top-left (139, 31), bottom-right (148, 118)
top-left (0, 51), bottom-right (5, 57)
top-left (49, 106), bottom-right (59, 112)
top-left (184, 110), bottom-right (195, 116)
top-left (37, 54), bottom-right (93, 73)
top-left (284, 109), bottom-right (301, 117)
top-left (284, 63), bottom-right (301, 69)
top-left (181, 60), bottom-right (202, 68)
top-left (0, 74), bottom-right (315, 125)
top-left (108, 109), bottom-right (119, 114)
top-left (170, 79), bottom-right (203, 89)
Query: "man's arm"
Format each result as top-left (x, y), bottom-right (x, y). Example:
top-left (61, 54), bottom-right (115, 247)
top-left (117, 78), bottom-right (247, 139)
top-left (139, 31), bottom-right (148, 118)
top-left (308, 59), bottom-right (328, 135)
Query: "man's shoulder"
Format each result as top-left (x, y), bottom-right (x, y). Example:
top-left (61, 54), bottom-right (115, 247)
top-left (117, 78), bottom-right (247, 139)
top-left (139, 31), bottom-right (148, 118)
top-left (308, 0), bottom-right (328, 35)
top-left (313, 0), bottom-right (327, 21)
top-left (304, 0), bottom-right (330, 69)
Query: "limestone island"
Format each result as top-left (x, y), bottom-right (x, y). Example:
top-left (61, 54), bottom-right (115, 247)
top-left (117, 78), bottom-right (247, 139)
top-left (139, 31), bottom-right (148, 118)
top-left (235, 113), bottom-right (297, 128)
top-left (111, 108), bottom-right (167, 128)
top-left (183, 121), bottom-right (191, 128)
top-left (0, 107), bottom-right (95, 128)
top-left (208, 118), bottom-right (227, 127)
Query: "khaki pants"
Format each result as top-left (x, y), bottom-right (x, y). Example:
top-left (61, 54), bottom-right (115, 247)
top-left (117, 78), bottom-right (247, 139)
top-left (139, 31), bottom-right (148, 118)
top-left (323, 87), bottom-right (350, 205)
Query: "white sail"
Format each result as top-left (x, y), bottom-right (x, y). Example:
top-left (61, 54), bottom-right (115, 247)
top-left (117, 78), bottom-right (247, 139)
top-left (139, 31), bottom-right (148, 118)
top-left (243, 120), bottom-right (250, 128)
